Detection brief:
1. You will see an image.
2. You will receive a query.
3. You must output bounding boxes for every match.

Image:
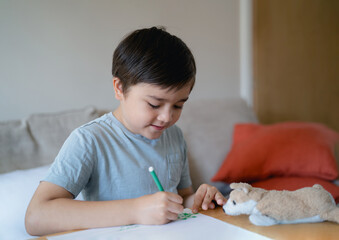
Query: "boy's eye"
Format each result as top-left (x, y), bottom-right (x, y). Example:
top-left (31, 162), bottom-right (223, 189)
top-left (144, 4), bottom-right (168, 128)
top-left (148, 103), bottom-right (183, 110)
top-left (148, 103), bottom-right (160, 109)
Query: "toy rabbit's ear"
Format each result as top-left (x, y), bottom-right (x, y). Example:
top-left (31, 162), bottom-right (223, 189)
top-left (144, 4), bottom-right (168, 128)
top-left (230, 182), bottom-right (252, 194)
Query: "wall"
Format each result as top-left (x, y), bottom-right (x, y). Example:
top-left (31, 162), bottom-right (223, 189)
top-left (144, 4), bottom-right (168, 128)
top-left (0, 0), bottom-right (242, 121)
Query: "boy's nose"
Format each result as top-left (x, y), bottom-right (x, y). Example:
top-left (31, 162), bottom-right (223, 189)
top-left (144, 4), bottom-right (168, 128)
top-left (157, 109), bottom-right (172, 123)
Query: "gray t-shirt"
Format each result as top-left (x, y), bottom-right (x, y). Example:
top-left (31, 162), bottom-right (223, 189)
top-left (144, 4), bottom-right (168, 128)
top-left (43, 113), bottom-right (192, 201)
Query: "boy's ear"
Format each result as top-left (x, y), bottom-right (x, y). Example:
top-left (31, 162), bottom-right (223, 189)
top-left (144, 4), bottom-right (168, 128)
top-left (113, 77), bottom-right (124, 100)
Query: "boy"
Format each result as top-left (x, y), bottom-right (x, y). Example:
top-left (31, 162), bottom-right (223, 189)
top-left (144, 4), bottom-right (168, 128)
top-left (25, 27), bottom-right (226, 236)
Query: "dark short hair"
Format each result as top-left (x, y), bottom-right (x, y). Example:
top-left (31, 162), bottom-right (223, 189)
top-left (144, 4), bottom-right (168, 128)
top-left (112, 26), bottom-right (196, 93)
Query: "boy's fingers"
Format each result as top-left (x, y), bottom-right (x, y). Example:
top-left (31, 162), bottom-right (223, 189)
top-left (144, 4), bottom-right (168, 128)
top-left (192, 196), bottom-right (203, 213)
top-left (166, 211), bottom-right (180, 221)
top-left (192, 185), bottom-right (207, 213)
top-left (167, 201), bottom-right (184, 214)
top-left (166, 192), bottom-right (184, 204)
top-left (201, 187), bottom-right (218, 210)
top-left (208, 202), bottom-right (215, 209)
top-left (192, 184), bottom-right (226, 213)
top-left (215, 192), bottom-right (227, 205)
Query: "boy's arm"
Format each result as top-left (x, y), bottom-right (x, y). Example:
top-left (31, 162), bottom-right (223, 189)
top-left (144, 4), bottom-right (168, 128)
top-left (25, 181), bottom-right (184, 236)
top-left (178, 186), bottom-right (195, 208)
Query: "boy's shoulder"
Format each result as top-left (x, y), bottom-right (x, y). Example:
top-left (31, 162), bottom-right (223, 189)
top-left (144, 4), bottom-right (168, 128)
top-left (72, 112), bottom-right (114, 136)
top-left (75, 112), bottom-right (108, 128)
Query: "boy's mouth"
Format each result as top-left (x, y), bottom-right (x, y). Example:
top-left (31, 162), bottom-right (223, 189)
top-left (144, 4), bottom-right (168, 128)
top-left (150, 124), bottom-right (166, 131)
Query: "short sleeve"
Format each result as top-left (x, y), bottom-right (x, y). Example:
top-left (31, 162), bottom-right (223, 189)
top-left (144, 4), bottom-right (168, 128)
top-left (43, 128), bottom-right (96, 197)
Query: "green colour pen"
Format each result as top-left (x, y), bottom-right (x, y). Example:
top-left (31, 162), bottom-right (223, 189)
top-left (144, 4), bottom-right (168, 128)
top-left (149, 166), bottom-right (164, 191)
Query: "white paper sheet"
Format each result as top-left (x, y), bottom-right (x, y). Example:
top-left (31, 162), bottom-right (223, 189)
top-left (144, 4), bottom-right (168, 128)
top-left (47, 209), bottom-right (271, 240)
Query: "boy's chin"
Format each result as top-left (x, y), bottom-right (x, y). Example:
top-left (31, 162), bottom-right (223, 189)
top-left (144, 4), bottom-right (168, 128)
top-left (143, 133), bottom-right (162, 140)
top-left (141, 129), bottom-right (164, 140)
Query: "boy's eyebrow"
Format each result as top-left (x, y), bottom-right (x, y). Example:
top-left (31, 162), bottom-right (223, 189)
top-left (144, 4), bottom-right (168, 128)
top-left (147, 95), bottom-right (189, 103)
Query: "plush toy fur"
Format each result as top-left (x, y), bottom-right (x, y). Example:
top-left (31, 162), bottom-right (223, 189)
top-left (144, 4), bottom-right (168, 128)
top-left (223, 182), bottom-right (339, 226)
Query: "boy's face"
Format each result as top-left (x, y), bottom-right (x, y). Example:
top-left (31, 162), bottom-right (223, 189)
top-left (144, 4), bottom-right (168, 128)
top-left (113, 79), bottom-right (191, 139)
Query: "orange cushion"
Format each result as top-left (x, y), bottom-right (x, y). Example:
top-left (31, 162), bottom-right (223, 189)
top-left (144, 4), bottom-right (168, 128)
top-left (252, 177), bottom-right (339, 203)
top-left (212, 122), bottom-right (339, 183)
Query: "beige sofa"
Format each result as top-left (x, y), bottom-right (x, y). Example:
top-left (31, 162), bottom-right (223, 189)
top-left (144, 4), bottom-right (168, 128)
top-left (0, 99), bottom-right (257, 239)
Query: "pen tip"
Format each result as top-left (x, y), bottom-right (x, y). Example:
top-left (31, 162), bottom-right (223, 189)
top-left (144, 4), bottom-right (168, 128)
top-left (148, 166), bottom-right (154, 172)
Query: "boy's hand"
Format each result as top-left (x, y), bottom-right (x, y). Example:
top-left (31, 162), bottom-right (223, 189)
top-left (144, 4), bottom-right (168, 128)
top-left (135, 192), bottom-right (184, 225)
top-left (192, 184), bottom-right (226, 213)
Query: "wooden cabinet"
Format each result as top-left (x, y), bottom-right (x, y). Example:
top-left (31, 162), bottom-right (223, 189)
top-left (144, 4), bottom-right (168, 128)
top-left (253, 0), bottom-right (339, 131)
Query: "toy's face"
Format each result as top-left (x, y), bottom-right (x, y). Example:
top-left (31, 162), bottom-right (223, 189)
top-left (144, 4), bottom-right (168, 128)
top-left (223, 189), bottom-right (257, 215)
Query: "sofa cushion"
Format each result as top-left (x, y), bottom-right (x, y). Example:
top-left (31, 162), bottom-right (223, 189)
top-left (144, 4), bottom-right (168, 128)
top-left (212, 122), bottom-right (339, 183)
top-left (177, 99), bottom-right (258, 190)
top-left (0, 107), bottom-right (100, 173)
